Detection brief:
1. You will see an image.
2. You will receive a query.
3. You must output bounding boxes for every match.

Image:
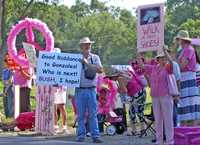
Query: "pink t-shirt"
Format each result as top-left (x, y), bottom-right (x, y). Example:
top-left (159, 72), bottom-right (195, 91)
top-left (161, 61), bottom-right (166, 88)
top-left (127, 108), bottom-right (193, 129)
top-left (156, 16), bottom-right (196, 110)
top-left (13, 68), bottom-right (33, 88)
top-left (144, 64), bottom-right (169, 97)
top-left (127, 71), bottom-right (144, 97)
top-left (178, 45), bottom-right (196, 72)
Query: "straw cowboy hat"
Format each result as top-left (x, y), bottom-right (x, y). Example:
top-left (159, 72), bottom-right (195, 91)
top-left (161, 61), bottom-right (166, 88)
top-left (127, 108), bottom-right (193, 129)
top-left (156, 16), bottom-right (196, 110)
top-left (156, 53), bottom-right (165, 59)
top-left (155, 49), bottom-right (166, 59)
top-left (175, 30), bottom-right (192, 42)
top-left (79, 37), bottom-right (94, 44)
top-left (155, 45), bottom-right (168, 58)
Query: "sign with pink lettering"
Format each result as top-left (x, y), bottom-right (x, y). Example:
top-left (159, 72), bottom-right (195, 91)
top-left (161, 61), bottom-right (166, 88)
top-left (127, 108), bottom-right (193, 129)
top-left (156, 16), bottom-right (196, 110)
top-left (137, 3), bottom-right (164, 52)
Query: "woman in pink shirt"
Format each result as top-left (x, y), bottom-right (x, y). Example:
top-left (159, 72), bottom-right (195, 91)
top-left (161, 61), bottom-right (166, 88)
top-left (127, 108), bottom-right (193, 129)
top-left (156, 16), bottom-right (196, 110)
top-left (176, 30), bottom-right (200, 125)
top-left (138, 53), bottom-right (174, 145)
top-left (13, 49), bottom-right (33, 113)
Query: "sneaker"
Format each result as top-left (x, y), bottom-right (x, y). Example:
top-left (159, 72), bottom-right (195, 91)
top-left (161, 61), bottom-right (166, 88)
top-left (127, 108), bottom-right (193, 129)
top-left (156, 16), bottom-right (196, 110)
top-left (76, 137), bottom-right (85, 142)
top-left (54, 125), bottom-right (59, 130)
top-left (55, 128), bottom-right (64, 134)
top-left (152, 139), bottom-right (156, 143)
top-left (14, 127), bottom-right (20, 132)
top-left (63, 126), bottom-right (71, 134)
top-left (86, 132), bottom-right (91, 137)
top-left (64, 129), bottom-right (71, 134)
top-left (92, 137), bottom-right (103, 143)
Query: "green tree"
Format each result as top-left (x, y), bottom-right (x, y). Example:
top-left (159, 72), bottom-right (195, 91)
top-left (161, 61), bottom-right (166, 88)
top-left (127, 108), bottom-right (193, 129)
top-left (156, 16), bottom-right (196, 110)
top-left (1, 0), bottom-right (138, 69)
top-left (165, 0), bottom-right (200, 46)
top-left (179, 19), bottom-right (200, 38)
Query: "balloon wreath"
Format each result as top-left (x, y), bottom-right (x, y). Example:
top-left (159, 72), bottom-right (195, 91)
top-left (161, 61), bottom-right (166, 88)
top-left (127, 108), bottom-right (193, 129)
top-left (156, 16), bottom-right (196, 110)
top-left (7, 18), bottom-right (54, 67)
top-left (6, 18), bottom-right (54, 78)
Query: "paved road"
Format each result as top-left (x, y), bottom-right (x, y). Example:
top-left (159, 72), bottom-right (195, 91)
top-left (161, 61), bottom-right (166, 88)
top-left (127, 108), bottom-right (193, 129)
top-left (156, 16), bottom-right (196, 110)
top-left (0, 135), bottom-right (153, 145)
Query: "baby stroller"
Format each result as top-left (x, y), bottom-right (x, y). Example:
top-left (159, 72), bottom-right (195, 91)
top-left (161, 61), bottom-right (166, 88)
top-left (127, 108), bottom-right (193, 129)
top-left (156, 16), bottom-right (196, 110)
top-left (98, 111), bottom-right (125, 136)
top-left (97, 76), bottom-right (126, 135)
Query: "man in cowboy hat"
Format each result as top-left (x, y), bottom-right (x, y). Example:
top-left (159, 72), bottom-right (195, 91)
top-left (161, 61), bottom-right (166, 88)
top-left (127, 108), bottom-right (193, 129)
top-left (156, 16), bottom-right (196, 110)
top-left (75, 37), bottom-right (103, 143)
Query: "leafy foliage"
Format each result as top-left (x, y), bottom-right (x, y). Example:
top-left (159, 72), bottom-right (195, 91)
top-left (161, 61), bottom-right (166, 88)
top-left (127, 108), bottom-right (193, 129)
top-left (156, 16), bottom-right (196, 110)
top-left (1, 0), bottom-right (200, 68)
top-left (165, 0), bottom-right (200, 46)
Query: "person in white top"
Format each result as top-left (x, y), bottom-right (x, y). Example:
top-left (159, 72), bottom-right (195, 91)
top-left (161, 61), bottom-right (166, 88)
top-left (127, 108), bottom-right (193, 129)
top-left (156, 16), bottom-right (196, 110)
top-left (54, 86), bottom-right (69, 133)
top-left (53, 48), bottom-right (70, 134)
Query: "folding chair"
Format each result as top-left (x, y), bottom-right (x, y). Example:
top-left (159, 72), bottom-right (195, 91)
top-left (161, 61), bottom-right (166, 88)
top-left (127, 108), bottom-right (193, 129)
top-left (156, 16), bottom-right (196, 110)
top-left (139, 104), bottom-right (156, 137)
top-left (137, 87), bottom-right (155, 137)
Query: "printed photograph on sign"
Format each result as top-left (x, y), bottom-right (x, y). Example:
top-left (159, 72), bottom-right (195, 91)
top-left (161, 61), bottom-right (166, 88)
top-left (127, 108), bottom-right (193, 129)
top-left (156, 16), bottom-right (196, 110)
top-left (140, 7), bottom-right (160, 25)
top-left (23, 42), bottom-right (37, 67)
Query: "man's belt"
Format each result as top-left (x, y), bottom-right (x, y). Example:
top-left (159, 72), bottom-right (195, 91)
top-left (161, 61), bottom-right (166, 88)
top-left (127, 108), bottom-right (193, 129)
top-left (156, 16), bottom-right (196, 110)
top-left (78, 86), bottom-right (96, 89)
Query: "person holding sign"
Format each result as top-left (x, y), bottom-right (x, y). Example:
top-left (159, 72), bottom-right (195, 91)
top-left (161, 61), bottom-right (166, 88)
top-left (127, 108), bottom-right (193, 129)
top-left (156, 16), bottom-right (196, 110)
top-left (137, 51), bottom-right (175, 145)
top-left (75, 37), bottom-right (103, 143)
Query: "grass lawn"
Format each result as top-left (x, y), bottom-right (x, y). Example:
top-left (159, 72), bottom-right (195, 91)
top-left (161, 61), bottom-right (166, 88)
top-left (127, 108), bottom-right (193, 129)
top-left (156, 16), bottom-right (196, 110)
top-left (30, 86), bottom-right (76, 127)
top-left (0, 84), bottom-right (75, 126)
top-left (0, 82), bottom-right (152, 127)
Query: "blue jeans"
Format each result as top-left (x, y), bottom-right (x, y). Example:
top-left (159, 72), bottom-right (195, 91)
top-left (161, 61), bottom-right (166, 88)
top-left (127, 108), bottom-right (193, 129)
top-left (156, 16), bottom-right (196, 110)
top-left (75, 88), bottom-right (100, 139)
top-left (3, 86), bottom-right (14, 118)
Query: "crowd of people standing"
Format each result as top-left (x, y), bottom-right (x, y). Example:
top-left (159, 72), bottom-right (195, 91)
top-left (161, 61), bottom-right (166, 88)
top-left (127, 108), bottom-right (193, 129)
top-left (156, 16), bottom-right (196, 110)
top-left (1, 30), bottom-right (200, 145)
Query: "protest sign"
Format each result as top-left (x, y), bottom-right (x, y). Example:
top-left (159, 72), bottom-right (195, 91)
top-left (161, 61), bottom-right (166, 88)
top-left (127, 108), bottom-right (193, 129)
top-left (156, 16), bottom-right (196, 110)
top-left (36, 52), bottom-right (82, 87)
top-left (111, 65), bottom-right (132, 71)
top-left (23, 42), bottom-right (37, 67)
top-left (137, 3), bottom-right (164, 52)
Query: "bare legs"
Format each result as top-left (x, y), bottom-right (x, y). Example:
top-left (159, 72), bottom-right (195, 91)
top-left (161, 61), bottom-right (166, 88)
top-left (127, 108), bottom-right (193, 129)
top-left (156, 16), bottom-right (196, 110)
top-left (54, 104), bottom-right (67, 129)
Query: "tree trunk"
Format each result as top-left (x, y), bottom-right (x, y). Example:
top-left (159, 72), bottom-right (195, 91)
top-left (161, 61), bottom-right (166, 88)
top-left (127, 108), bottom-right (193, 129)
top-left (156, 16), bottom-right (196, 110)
top-left (0, 0), bottom-right (2, 38)
top-left (0, 0), bottom-right (6, 77)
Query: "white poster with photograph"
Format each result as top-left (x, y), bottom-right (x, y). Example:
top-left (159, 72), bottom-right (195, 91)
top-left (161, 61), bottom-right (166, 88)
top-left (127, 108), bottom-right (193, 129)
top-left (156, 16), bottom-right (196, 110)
top-left (23, 42), bottom-right (37, 67)
top-left (36, 52), bottom-right (82, 87)
top-left (137, 3), bottom-right (164, 52)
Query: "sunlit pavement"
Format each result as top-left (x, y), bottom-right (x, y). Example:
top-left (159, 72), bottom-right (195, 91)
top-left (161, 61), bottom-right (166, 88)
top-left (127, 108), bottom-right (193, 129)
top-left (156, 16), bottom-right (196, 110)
top-left (0, 134), bottom-right (153, 145)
